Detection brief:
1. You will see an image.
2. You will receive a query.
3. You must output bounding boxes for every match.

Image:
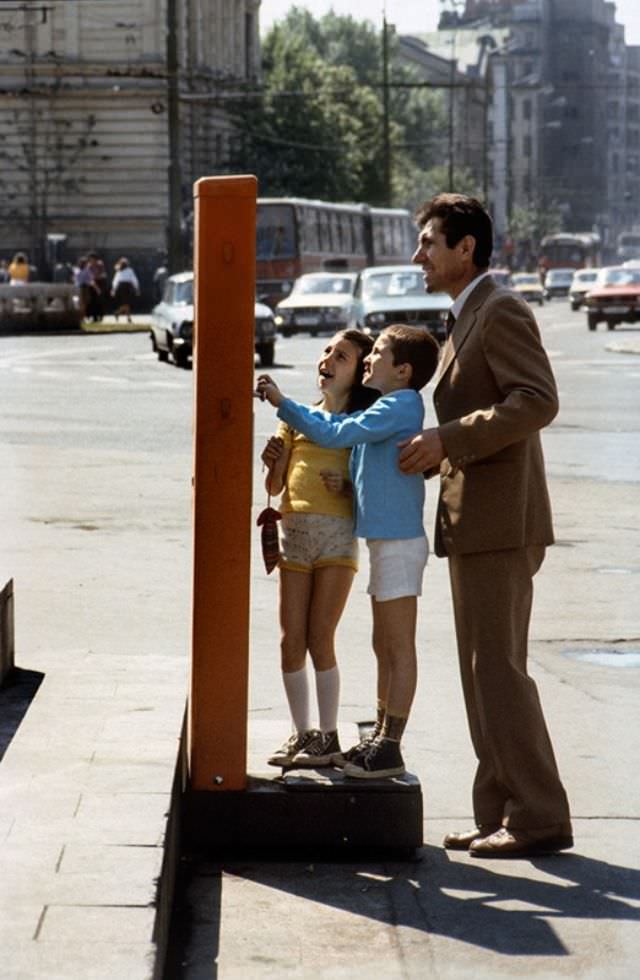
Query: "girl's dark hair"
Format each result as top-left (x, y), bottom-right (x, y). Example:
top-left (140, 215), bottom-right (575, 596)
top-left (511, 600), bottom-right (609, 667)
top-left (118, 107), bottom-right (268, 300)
top-left (338, 328), bottom-right (378, 412)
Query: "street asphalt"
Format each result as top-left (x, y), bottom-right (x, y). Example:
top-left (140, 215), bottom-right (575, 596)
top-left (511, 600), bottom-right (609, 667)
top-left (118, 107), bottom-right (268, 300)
top-left (0, 323), bottom-right (638, 980)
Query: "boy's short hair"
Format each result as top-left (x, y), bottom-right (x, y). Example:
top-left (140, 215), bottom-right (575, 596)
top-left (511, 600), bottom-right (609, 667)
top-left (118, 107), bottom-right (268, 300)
top-left (382, 325), bottom-right (440, 391)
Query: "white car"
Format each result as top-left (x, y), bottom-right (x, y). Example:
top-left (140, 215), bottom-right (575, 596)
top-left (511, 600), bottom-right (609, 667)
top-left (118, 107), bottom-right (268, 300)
top-left (510, 273), bottom-right (545, 306)
top-left (354, 265), bottom-right (451, 341)
top-left (568, 268), bottom-right (599, 310)
top-left (150, 272), bottom-right (277, 368)
top-left (274, 272), bottom-right (359, 337)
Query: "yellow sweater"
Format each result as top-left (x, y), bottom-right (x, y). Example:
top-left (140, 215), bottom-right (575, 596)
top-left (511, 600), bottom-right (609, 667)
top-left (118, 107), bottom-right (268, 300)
top-left (276, 420), bottom-right (352, 518)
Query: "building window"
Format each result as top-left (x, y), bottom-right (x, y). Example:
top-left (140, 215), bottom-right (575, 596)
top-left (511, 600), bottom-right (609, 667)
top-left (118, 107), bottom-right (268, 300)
top-left (522, 99), bottom-right (531, 121)
top-left (523, 134), bottom-right (532, 157)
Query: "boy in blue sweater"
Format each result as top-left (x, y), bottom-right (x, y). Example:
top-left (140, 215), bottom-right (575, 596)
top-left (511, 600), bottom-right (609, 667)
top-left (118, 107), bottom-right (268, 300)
top-left (256, 325), bottom-right (440, 778)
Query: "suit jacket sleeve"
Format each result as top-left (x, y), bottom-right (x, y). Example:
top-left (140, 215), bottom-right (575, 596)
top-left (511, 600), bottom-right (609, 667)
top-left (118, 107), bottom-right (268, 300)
top-left (437, 291), bottom-right (558, 467)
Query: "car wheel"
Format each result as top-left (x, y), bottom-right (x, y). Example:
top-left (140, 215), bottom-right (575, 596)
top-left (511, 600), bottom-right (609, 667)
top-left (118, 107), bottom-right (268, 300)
top-left (587, 314), bottom-right (598, 331)
top-left (606, 320), bottom-right (616, 331)
top-left (571, 301), bottom-right (579, 311)
top-left (280, 327), bottom-right (294, 338)
top-left (150, 330), bottom-right (158, 352)
top-left (173, 346), bottom-right (190, 368)
top-left (539, 299), bottom-right (544, 306)
top-left (157, 348), bottom-right (169, 362)
top-left (258, 342), bottom-right (275, 367)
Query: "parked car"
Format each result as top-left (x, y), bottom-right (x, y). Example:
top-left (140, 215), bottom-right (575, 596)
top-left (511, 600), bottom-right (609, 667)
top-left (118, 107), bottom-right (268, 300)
top-left (583, 265), bottom-right (640, 331)
top-left (510, 272), bottom-right (545, 306)
top-left (568, 268), bottom-right (599, 310)
top-left (274, 272), bottom-right (359, 337)
top-left (543, 267), bottom-right (575, 299)
top-left (353, 265), bottom-right (451, 341)
top-left (150, 272), bottom-right (276, 368)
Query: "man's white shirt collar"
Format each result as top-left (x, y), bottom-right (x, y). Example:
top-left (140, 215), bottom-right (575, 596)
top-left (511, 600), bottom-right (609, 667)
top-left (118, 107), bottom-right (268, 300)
top-left (451, 271), bottom-right (491, 320)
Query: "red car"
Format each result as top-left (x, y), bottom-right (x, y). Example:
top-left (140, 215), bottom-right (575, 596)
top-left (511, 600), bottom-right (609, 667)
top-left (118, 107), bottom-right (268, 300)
top-left (584, 266), bottom-right (640, 331)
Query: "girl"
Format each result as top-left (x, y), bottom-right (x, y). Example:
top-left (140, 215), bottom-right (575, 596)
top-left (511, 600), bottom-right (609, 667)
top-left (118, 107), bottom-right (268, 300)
top-left (262, 329), bottom-right (376, 768)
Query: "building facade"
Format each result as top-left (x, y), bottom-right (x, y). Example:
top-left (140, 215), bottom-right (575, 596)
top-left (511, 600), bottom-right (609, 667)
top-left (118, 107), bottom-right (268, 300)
top-left (407, 0), bottom-right (638, 251)
top-left (0, 0), bottom-right (260, 285)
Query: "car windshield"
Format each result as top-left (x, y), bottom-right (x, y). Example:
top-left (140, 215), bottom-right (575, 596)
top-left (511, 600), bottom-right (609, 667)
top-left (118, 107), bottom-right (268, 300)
top-left (574, 270), bottom-right (597, 282)
top-left (548, 270), bottom-right (573, 282)
top-left (174, 280), bottom-right (193, 305)
top-left (292, 275), bottom-right (354, 296)
top-left (600, 267), bottom-right (640, 286)
top-left (363, 270), bottom-right (424, 299)
top-left (512, 274), bottom-right (540, 286)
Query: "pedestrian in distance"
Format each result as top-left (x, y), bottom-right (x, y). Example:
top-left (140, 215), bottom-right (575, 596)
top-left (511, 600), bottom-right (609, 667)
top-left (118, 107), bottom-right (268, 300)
top-left (111, 256), bottom-right (140, 322)
top-left (8, 251), bottom-right (29, 284)
top-left (257, 324), bottom-right (441, 779)
top-left (399, 192), bottom-right (573, 856)
top-left (0, 259), bottom-right (9, 283)
top-left (87, 251), bottom-right (108, 321)
top-left (258, 329), bottom-right (376, 770)
top-left (73, 256), bottom-right (97, 320)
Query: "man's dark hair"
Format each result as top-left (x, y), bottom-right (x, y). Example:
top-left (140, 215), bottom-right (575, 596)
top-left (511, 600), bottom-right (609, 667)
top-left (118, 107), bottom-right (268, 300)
top-left (382, 325), bottom-right (441, 392)
top-left (415, 193), bottom-right (493, 269)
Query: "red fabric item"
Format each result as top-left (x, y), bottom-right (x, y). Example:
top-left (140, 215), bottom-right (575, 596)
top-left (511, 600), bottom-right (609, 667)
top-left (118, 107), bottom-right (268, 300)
top-left (256, 506), bottom-right (282, 574)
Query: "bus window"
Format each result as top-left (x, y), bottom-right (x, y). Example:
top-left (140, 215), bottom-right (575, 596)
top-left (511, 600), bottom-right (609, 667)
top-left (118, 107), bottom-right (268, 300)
top-left (257, 204), bottom-right (295, 260)
top-left (318, 210), bottom-right (331, 253)
top-left (302, 206), bottom-right (319, 252)
top-left (352, 215), bottom-right (366, 256)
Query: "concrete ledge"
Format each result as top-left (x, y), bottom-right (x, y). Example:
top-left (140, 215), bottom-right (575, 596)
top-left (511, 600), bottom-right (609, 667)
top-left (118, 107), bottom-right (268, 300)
top-left (0, 579), bottom-right (14, 685)
top-left (184, 768), bottom-right (423, 855)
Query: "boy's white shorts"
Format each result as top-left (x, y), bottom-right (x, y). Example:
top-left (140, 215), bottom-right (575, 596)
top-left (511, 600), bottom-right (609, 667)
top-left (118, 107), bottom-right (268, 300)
top-left (366, 536), bottom-right (429, 602)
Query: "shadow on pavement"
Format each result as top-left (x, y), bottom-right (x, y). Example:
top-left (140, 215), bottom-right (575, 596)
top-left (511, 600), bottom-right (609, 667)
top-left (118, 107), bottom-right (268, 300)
top-left (0, 667), bottom-right (44, 762)
top-left (167, 843), bottom-right (640, 973)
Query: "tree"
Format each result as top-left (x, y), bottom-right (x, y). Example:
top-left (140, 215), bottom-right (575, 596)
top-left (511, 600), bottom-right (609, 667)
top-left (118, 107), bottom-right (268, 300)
top-left (227, 10), bottom-right (449, 207)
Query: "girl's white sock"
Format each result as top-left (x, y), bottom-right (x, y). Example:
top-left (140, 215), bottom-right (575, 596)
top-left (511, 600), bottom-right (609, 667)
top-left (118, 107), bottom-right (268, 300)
top-left (315, 665), bottom-right (340, 733)
top-left (282, 666), bottom-right (311, 733)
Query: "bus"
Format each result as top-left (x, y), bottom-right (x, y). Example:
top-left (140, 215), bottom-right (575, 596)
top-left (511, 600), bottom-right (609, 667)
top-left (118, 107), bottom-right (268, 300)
top-left (538, 232), bottom-right (601, 274)
top-left (256, 197), bottom-right (415, 308)
top-left (616, 231), bottom-right (640, 263)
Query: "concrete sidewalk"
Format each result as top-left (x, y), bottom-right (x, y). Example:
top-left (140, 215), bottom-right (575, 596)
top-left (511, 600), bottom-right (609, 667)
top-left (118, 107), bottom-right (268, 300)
top-left (1, 342), bottom-right (639, 980)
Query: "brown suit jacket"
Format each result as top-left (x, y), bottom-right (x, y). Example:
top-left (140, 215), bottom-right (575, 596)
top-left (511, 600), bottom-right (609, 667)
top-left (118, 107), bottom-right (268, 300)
top-left (433, 275), bottom-right (558, 557)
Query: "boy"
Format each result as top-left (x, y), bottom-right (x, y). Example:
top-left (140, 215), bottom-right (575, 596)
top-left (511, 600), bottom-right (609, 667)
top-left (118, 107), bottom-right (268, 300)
top-left (256, 325), bottom-right (440, 778)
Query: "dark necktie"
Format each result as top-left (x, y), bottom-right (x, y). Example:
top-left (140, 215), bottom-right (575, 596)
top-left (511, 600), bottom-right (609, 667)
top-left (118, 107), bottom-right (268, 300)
top-left (446, 310), bottom-right (456, 337)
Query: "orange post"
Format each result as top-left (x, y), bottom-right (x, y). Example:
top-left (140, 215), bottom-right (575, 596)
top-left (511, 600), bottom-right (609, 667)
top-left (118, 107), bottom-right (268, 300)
top-left (189, 175), bottom-right (257, 791)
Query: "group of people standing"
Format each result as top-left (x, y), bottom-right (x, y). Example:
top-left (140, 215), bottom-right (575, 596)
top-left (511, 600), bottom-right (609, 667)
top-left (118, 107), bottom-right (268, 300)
top-left (73, 253), bottom-right (140, 322)
top-left (0, 250), bottom-right (140, 323)
top-left (256, 193), bottom-right (573, 860)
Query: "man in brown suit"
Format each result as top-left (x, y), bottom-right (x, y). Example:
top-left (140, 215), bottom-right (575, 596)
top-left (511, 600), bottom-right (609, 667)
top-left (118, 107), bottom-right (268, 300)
top-left (399, 194), bottom-right (572, 857)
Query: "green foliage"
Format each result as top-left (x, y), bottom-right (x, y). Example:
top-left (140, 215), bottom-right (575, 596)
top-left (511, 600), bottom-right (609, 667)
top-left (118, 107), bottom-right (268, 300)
top-left (228, 9), bottom-right (449, 207)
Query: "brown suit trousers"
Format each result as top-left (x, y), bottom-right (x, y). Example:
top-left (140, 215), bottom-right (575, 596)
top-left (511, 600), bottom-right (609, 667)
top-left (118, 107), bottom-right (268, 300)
top-left (448, 546), bottom-right (571, 829)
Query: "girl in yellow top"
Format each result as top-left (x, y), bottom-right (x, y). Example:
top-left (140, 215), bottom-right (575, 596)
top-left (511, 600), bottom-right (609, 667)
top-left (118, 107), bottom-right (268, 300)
top-left (8, 252), bottom-right (29, 284)
top-left (261, 329), bottom-right (376, 768)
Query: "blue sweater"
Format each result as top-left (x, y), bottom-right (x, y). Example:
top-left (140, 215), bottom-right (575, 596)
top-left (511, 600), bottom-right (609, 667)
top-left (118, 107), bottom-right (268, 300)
top-left (277, 389), bottom-right (426, 540)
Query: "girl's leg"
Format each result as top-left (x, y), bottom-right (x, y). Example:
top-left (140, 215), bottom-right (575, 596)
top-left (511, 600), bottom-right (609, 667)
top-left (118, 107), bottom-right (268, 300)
top-left (307, 565), bottom-right (354, 731)
top-left (279, 568), bottom-right (314, 731)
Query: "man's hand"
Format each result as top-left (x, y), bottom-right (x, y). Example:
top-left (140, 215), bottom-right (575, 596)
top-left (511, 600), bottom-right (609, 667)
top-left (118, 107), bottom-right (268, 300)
top-left (255, 374), bottom-right (285, 407)
top-left (398, 428), bottom-right (445, 474)
top-left (320, 469), bottom-right (349, 496)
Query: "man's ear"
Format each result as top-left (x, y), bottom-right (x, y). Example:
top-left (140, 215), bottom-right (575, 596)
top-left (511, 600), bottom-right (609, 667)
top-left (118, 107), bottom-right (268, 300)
top-left (459, 234), bottom-right (476, 260)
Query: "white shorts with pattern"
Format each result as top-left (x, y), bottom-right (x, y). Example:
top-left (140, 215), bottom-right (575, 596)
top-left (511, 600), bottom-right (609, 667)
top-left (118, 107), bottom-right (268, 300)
top-left (279, 512), bottom-right (358, 573)
top-left (367, 536), bottom-right (429, 602)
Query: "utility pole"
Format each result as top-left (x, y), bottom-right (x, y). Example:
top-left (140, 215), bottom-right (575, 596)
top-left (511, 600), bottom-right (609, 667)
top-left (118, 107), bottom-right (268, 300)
top-left (167, 0), bottom-right (184, 273)
top-left (382, 13), bottom-right (392, 207)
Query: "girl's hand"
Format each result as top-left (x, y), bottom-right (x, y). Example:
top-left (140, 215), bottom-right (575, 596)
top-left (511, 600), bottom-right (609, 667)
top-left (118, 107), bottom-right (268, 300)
top-left (320, 469), bottom-right (349, 495)
top-left (255, 374), bottom-right (284, 407)
top-left (261, 436), bottom-right (284, 469)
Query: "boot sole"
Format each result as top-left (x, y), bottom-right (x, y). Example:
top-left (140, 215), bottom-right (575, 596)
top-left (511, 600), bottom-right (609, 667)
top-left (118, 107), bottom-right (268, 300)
top-left (343, 763), bottom-right (405, 779)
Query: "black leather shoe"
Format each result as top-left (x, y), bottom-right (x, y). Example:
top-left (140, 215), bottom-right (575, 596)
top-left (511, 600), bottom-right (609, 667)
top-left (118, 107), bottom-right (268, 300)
top-left (443, 825), bottom-right (500, 850)
top-left (470, 826), bottom-right (574, 858)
